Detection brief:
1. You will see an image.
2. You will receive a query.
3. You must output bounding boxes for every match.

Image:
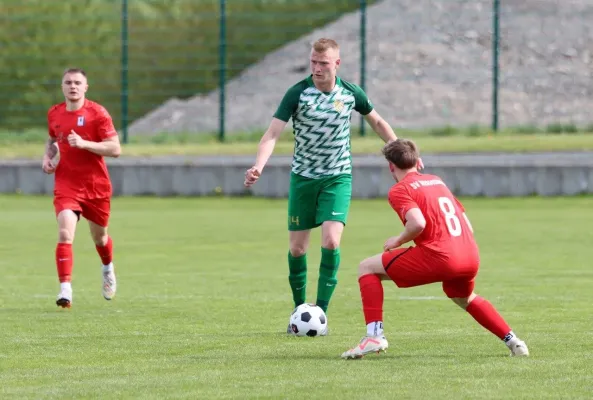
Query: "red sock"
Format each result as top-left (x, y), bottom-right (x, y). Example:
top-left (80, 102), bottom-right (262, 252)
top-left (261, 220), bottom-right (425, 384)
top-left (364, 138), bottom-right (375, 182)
top-left (56, 243), bottom-right (73, 283)
top-left (466, 296), bottom-right (511, 339)
top-left (96, 236), bottom-right (113, 265)
top-left (359, 274), bottom-right (384, 324)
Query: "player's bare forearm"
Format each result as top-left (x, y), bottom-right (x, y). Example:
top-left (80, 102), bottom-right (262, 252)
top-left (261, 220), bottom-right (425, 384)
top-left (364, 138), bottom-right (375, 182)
top-left (364, 110), bottom-right (397, 143)
top-left (254, 132), bottom-right (278, 171)
top-left (44, 138), bottom-right (58, 159)
top-left (395, 221), bottom-right (425, 246)
top-left (83, 139), bottom-right (121, 157)
top-left (372, 118), bottom-right (397, 143)
top-left (253, 118), bottom-right (287, 171)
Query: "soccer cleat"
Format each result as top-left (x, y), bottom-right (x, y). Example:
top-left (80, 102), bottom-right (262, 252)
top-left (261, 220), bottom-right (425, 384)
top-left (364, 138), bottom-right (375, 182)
top-left (508, 340), bottom-right (529, 357)
top-left (341, 335), bottom-right (389, 359)
top-left (102, 263), bottom-right (117, 300)
top-left (56, 288), bottom-right (72, 308)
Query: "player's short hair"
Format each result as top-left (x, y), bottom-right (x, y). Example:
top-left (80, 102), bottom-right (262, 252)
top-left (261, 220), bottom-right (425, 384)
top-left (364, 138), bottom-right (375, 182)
top-left (62, 68), bottom-right (87, 78)
top-left (382, 139), bottom-right (420, 170)
top-left (312, 38), bottom-right (339, 53)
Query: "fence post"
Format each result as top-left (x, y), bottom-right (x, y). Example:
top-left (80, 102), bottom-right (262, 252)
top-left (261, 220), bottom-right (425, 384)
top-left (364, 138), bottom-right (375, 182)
top-left (218, 0), bottom-right (227, 142)
top-left (121, 0), bottom-right (129, 143)
top-left (492, 0), bottom-right (500, 132)
top-left (359, 0), bottom-right (367, 137)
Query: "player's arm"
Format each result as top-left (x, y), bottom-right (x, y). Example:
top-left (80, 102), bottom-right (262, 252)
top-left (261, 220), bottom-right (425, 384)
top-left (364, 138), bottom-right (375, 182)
top-left (384, 208), bottom-right (426, 250)
top-left (76, 134), bottom-right (121, 158)
top-left (43, 111), bottom-right (58, 174)
top-left (253, 117), bottom-right (288, 172)
top-left (350, 83), bottom-right (397, 143)
top-left (364, 110), bottom-right (397, 143)
top-left (245, 83), bottom-right (300, 186)
top-left (44, 137), bottom-right (58, 159)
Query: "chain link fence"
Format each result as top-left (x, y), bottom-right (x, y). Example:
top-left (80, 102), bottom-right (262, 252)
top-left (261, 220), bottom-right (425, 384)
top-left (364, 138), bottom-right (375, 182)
top-left (2, 0), bottom-right (591, 143)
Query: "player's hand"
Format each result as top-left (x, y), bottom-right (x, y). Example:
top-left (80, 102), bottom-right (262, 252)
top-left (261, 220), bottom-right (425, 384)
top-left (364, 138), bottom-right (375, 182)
top-left (244, 166), bottom-right (261, 187)
top-left (383, 236), bottom-right (401, 252)
top-left (42, 155), bottom-right (56, 174)
top-left (68, 130), bottom-right (87, 149)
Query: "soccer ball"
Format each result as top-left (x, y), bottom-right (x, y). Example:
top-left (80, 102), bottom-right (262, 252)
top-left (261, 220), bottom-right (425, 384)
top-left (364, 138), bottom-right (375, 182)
top-left (289, 303), bottom-right (327, 337)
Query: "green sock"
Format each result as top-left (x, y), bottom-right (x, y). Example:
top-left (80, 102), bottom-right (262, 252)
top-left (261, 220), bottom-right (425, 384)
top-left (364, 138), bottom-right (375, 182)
top-left (316, 247), bottom-right (340, 313)
top-left (288, 251), bottom-right (307, 308)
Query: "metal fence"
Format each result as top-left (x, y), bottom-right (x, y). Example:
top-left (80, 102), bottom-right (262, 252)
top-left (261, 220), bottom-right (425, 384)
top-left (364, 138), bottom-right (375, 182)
top-left (2, 0), bottom-right (592, 143)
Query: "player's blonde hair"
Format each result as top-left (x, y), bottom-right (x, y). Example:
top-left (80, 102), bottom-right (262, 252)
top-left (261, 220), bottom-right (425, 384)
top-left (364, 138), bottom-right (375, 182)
top-left (382, 139), bottom-right (419, 170)
top-left (312, 38), bottom-right (339, 53)
top-left (62, 67), bottom-right (87, 78)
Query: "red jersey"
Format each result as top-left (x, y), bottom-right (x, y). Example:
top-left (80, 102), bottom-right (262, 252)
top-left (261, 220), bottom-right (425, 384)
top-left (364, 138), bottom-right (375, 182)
top-left (47, 99), bottom-right (117, 199)
top-left (388, 172), bottom-right (478, 257)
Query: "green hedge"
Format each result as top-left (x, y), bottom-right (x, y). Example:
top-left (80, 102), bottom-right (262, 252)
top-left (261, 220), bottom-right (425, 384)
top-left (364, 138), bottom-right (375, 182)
top-left (1, 0), bottom-right (372, 130)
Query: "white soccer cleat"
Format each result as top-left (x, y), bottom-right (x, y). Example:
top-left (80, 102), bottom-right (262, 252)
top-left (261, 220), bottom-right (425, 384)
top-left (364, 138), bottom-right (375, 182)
top-left (508, 340), bottom-right (529, 357)
top-left (341, 335), bottom-right (389, 359)
top-left (56, 288), bottom-right (72, 308)
top-left (102, 263), bottom-right (117, 300)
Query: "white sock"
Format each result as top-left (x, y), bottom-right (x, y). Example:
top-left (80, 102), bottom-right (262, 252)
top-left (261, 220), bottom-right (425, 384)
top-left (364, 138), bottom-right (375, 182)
top-left (504, 331), bottom-right (518, 346)
top-left (60, 282), bottom-right (72, 291)
top-left (367, 321), bottom-right (384, 337)
top-left (102, 262), bottom-right (113, 273)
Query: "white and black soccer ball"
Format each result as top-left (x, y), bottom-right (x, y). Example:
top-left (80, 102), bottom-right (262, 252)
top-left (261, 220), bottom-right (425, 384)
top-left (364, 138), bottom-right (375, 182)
top-left (289, 303), bottom-right (327, 337)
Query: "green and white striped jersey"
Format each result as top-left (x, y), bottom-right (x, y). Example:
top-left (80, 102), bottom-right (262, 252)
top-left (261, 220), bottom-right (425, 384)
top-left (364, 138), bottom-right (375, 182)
top-left (273, 75), bottom-right (374, 179)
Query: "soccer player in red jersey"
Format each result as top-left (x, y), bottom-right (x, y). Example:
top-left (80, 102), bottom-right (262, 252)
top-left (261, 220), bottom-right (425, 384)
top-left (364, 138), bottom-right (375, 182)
top-left (341, 139), bottom-right (529, 359)
top-left (42, 68), bottom-right (121, 308)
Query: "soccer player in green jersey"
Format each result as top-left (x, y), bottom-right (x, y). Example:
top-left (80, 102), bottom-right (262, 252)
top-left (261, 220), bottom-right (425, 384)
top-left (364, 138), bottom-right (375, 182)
top-left (244, 38), bottom-right (401, 334)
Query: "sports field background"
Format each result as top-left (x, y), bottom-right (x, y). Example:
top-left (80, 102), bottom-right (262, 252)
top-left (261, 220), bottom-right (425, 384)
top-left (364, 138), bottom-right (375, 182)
top-left (1, 195), bottom-right (591, 399)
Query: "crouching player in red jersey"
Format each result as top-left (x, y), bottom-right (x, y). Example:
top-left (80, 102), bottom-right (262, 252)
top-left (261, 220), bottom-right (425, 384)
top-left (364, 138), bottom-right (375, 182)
top-left (341, 139), bottom-right (529, 359)
top-left (42, 68), bottom-right (121, 308)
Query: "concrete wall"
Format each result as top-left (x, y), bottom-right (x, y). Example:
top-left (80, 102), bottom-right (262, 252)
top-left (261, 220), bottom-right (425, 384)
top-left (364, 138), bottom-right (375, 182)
top-left (2, 152), bottom-right (593, 198)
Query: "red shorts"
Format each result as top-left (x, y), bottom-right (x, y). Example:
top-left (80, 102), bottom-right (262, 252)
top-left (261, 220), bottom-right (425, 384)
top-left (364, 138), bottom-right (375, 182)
top-left (53, 196), bottom-right (111, 227)
top-left (382, 246), bottom-right (479, 298)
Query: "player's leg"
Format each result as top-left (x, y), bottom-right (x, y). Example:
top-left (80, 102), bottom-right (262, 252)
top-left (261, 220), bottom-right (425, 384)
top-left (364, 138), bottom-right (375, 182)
top-left (444, 280), bottom-right (529, 356)
top-left (315, 174), bottom-right (352, 314)
top-left (341, 253), bottom-right (390, 359)
top-left (342, 247), bottom-right (445, 358)
top-left (83, 198), bottom-right (116, 300)
top-left (286, 173), bottom-right (319, 332)
top-left (53, 197), bottom-right (81, 308)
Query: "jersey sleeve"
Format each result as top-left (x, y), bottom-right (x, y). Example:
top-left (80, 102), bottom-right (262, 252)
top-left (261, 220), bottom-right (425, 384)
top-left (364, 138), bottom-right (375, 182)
top-left (96, 106), bottom-right (118, 140)
top-left (388, 185), bottom-right (419, 224)
top-left (272, 83), bottom-right (303, 122)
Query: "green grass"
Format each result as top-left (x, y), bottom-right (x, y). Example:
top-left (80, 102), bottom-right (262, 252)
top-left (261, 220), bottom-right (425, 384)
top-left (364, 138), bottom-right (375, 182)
top-left (3, 126), bottom-right (593, 158)
top-left (1, 195), bottom-right (592, 399)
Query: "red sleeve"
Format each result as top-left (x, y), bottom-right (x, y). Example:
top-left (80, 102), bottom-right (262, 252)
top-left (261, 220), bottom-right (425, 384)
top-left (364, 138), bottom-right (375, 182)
top-left (388, 185), bottom-right (419, 224)
top-left (96, 106), bottom-right (117, 140)
top-left (47, 109), bottom-right (56, 138)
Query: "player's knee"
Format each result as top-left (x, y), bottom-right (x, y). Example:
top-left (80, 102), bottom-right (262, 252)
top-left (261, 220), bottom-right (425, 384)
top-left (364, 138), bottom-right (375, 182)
top-left (357, 258), bottom-right (374, 278)
top-left (322, 237), bottom-right (340, 250)
top-left (289, 245), bottom-right (307, 257)
top-left (449, 292), bottom-right (477, 310)
top-left (90, 230), bottom-right (108, 246)
top-left (58, 228), bottom-right (74, 244)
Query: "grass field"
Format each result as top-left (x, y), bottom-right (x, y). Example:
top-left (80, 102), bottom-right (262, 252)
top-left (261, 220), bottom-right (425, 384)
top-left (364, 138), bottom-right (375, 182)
top-left (0, 132), bottom-right (593, 159)
top-left (1, 196), bottom-right (592, 399)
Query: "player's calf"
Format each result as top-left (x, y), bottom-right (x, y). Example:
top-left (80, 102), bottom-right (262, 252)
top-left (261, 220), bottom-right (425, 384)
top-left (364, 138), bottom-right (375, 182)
top-left (448, 289), bottom-right (529, 357)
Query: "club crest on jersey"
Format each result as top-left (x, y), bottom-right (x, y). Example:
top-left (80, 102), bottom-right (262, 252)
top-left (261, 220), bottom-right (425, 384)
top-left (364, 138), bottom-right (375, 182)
top-left (333, 100), bottom-right (344, 113)
top-left (77, 116), bottom-right (85, 126)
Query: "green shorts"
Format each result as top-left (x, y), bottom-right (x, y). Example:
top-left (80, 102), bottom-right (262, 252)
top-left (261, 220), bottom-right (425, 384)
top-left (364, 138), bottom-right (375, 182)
top-left (288, 172), bottom-right (352, 231)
